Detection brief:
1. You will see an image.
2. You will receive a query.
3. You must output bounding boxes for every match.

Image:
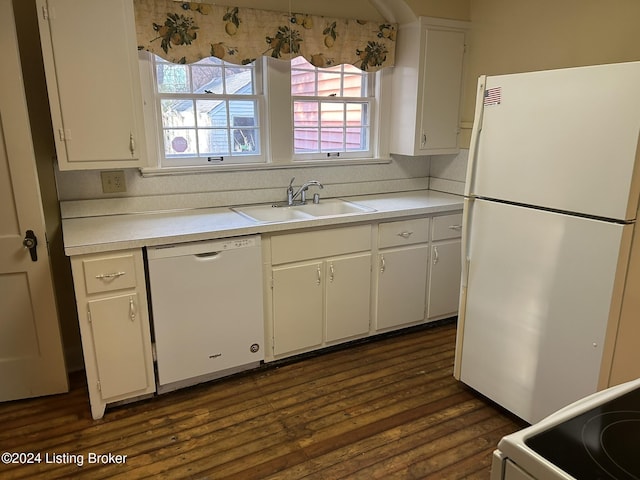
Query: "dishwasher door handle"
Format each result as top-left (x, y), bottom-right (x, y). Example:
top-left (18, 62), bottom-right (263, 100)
top-left (194, 251), bottom-right (221, 259)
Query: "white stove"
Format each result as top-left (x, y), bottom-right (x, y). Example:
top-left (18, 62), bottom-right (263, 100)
top-left (492, 378), bottom-right (640, 480)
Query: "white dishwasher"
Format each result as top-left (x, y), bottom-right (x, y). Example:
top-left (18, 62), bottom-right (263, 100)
top-left (147, 235), bottom-right (264, 393)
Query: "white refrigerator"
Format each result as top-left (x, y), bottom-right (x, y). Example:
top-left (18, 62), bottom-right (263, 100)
top-left (453, 61), bottom-right (640, 424)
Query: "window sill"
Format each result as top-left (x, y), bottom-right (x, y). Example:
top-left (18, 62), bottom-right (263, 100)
top-left (140, 157), bottom-right (393, 177)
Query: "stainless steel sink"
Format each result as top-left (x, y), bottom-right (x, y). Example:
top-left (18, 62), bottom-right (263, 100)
top-left (232, 198), bottom-right (375, 223)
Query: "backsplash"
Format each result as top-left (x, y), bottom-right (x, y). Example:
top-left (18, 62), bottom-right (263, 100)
top-left (56, 152), bottom-right (468, 217)
top-left (429, 149), bottom-right (468, 196)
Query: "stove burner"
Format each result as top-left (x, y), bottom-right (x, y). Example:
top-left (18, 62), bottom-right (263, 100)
top-left (582, 412), bottom-right (640, 480)
top-left (525, 389), bottom-right (640, 479)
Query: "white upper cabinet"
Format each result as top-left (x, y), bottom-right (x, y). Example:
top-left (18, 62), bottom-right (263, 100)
top-left (36, 0), bottom-right (147, 170)
top-left (390, 17), bottom-right (468, 156)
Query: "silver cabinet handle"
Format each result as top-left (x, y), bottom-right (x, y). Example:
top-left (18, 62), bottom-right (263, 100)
top-left (448, 225), bottom-right (463, 231)
top-left (433, 246), bottom-right (439, 265)
top-left (380, 254), bottom-right (386, 273)
top-left (129, 132), bottom-right (136, 155)
top-left (397, 231), bottom-right (413, 239)
top-left (316, 265), bottom-right (322, 285)
top-left (129, 296), bottom-right (136, 322)
top-left (95, 271), bottom-right (126, 280)
top-left (329, 263), bottom-right (335, 282)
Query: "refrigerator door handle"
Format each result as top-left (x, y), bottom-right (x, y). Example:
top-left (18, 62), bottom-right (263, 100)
top-left (464, 75), bottom-right (487, 198)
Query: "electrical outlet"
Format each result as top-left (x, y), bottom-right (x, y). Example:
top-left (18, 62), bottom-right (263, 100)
top-left (101, 170), bottom-right (127, 193)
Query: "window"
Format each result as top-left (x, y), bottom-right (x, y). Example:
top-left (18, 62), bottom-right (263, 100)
top-left (291, 57), bottom-right (374, 160)
top-left (142, 53), bottom-right (386, 172)
top-left (152, 55), bottom-right (263, 166)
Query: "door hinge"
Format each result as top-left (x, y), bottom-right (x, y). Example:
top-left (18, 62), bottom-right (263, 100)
top-left (87, 308), bottom-right (92, 323)
top-left (96, 381), bottom-right (101, 392)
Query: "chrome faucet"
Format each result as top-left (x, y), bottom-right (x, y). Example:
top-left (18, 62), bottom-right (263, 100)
top-left (287, 177), bottom-right (324, 205)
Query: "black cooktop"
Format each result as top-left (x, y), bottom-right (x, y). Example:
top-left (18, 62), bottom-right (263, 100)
top-left (525, 388), bottom-right (640, 479)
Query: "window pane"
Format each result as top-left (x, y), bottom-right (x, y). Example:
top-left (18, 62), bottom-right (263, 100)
top-left (294, 128), bottom-right (319, 153)
top-left (196, 99), bottom-right (227, 127)
top-left (161, 99), bottom-right (195, 127)
top-left (232, 127), bottom-right (259, 153)
top-left (291, 69), bottom-right (316, 95)
top-left (320, 103), bottom-right (345, 127)
top-left (229, 100), bottom-right (257, 126)
top-left (225, 67), bottom-right (254, 95)
top-left (317, 71), bottom-right (342, 97)
top-left (192, 64), bottom-right (223, 94)
top-left (156, 63), bottom-right (190, 93)
top-left (346, 127), bottom-right (369, 151)
top-left (346, 103), bottom-right (367, 127)
top-left (320, 128), bottom-right (344, 152)
top-left (164, 129), bottom-right (197, 156)
top-left (198, 129), bottom-right (230, 156)
top-left (293, 101), bottom-right (318, 127)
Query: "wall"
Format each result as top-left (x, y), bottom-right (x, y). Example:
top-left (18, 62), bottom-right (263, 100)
top-left (460, 0), bottom-right (640, 147)
top-left (427, 0), bottom-right (640, 196)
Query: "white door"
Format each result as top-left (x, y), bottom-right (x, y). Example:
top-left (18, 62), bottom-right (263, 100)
top-left (457, 199), bottom-right (630, 423)
top-left (0, 0), bottom-right (67, 401)
top-left (469, 62), bottom-right (640, 221)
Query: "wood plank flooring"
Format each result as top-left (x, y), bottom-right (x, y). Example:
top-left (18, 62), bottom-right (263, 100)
top-left (0, 322), bottom-right (526, 479)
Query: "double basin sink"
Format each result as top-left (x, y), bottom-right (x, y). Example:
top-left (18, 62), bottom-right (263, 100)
top-left (232, 198), bottom-right (376, 223)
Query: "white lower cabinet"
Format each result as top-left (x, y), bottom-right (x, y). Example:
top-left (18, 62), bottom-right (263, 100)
top-left (268, 225), bottom-right (372, 359)
top-left (377, 245), bottom-right (429, 329)
top-left (427, 213), bottom-right (463, 319)
top-left (427, 240), bottom-right (462, 319)
top-left (272, 261), bottom-right (324, 356)
top-left (70, 249), bottom-right (155, 419)
top-left (375, 217), bottom-right (431, 331)
top-left (325, 254), bottom-right (372, 342)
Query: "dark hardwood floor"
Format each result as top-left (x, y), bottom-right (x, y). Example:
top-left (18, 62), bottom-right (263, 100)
top-left (0, 322), bottom-right (526, 479)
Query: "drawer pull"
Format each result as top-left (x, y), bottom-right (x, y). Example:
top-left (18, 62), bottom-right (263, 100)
top-left (95, 271), bottom-right (126, 280)
top-left (329, 263), bottom-right (335, 282)
top-left (316, 265), bottom-right (322, 285)
top-left (397, 231), bottom-right (413, 239)
top-left (433, 246), bottom-right (439, 265)
top-left (448, 225), bottom-right (463, 231)
top-left (380, 254), bottom-right (386, 273)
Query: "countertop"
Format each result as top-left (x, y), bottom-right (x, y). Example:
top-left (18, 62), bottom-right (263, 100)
top-left (62, 190), bottom-right (463, 256)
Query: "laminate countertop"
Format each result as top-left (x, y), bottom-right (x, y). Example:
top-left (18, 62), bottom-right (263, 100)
top-left (61, 190), bottom-right (463, 256)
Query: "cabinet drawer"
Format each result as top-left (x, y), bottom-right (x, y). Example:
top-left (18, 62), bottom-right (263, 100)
top-left (82, 254), bottom-right (137, 294)
top-left (432, 213), bottom-right (463, 241)
top-left (378, 218), bottom-right (430, 248)
top-left (271, 225), bottom-right (371, 265)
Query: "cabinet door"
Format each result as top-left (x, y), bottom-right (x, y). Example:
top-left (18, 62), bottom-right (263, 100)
top-left (325, 254), bottom-right (371, 342)
top-left (427, 240), bottom-right (462, 319)
top-left (37, 0), bottom-right (146, 169)
top-left (272, 262), bottom-right (323, 356)
top-left (376, 245), bottom-right (429, 330)
top-left (88, 293), bottom-right (151, 400)
top-left (420, 28), bottom-right (466, 152)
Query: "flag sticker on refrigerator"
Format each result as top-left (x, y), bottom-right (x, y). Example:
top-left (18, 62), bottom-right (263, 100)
top-left (484, 87), bottom-right (502, 105)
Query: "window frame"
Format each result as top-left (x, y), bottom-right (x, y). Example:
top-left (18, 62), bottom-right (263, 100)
top-left (139, 53), bottom-right (390, 174)
top-left (290, 59), bottom-right (375, 161)
top-left (151, 55), bottom-right (266, 168)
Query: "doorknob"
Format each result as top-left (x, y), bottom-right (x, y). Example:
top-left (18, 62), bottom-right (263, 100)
top-left (23, 230), bottom-right (38, 261)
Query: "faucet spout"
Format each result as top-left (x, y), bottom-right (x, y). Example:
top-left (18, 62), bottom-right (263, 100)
top-left (288, 180), bottom-right (324, 205)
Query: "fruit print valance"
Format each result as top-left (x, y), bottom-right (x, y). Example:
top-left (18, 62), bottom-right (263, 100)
top-left (133, 0), bottom-right (397, 71)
